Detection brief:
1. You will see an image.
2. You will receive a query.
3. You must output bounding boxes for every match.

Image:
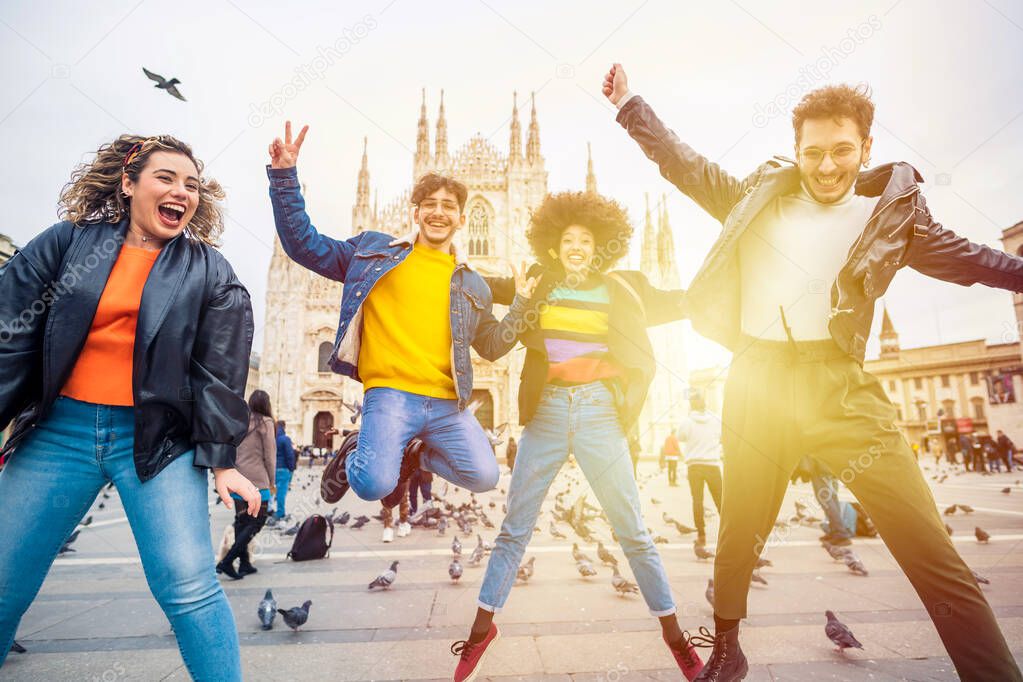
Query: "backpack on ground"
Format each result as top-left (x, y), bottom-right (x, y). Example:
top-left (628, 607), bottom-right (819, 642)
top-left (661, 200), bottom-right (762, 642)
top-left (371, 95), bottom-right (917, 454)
top-left (287, 514), bottom-right (333, 561)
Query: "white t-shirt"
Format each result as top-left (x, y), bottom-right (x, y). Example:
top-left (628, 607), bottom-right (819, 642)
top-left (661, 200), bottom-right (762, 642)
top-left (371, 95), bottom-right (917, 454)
top-left (678, 411), bottom-right (723, 466)
top-left (738, 182), bottom-right (878, 340)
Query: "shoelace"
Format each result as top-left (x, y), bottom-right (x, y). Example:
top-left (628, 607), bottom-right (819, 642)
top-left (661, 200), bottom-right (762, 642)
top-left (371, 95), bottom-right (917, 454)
top-left (450, 639), bottom-right (478, 660)
top-left (674, 626), bottom-right (717, 665)
top-left (699, 630), bottom-right (733, 678)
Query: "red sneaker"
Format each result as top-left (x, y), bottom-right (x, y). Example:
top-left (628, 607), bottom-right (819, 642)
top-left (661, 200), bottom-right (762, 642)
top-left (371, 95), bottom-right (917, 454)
top-left (451, 623), bottom-right (500, 682)
top-left (666, 627), bottom-right (713, 681)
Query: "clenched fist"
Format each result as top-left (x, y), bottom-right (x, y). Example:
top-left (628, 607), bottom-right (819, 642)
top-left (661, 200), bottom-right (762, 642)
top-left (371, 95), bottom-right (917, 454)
top-left (268, 120), bottom-right (309, 169)
top-left (601, 63), bottom-right (629, 106)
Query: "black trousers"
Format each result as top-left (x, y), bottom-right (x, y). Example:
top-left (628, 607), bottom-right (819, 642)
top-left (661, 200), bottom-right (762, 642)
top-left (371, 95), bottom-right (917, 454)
top-left (226, 502), bottom-right (269, 564)
top-left (686, 463), bottom-right (722, 537)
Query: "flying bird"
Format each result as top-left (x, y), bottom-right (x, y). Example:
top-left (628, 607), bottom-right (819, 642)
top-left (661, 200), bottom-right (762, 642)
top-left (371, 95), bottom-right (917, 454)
top-left (597, 542), bottom-right (618, 568)
top-left (369, 561), bottom-right (399, 589)
top-left (277, 600), bottom-right (311, 631)
top-left (337, 511), bottom-right (351, 526)
top-left (611, 566), bottom-right (640, 596)
top-left (972, 569), bottom-right (990, 585)
top-left (843, 551), bottom-right (869, 576)
top-left (58, 529), bottom-right (81, 555)
top-left (825, 610), bottom-right (863, 651)
top-left (258, 589), bottom-right (277, 630)
top-left (957, 504), bottom-right (975, 513)
top-left (143, 67), bottom-right (187, 101)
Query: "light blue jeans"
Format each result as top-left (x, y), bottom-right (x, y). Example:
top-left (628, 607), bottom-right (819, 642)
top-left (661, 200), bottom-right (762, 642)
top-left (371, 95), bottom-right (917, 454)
top-left (346, 387), bottom-right (499, 501)
top-left (274, 468), bottom-right (293, 518)
top-left (0, 397), bottom-right (241, 681)
top-left (478, 382), bottom-right (676, 616)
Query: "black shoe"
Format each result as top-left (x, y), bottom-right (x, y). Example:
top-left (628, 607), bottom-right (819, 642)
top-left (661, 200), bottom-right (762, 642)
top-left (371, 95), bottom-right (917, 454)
top-left (397, 439), bottom-right (423, 488)
top-left (693, 624), bottom-right (748, 681)
top-left (216, 559), bottom-right (243, 580)
top-left (237, 560), bottom-right (258, 576)
top-left (321, 432), bottom-right (356, 503)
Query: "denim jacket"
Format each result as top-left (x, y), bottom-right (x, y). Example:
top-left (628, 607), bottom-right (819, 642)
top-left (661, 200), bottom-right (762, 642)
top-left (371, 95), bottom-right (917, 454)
top-left (267, 166), bottom-right (527, 409)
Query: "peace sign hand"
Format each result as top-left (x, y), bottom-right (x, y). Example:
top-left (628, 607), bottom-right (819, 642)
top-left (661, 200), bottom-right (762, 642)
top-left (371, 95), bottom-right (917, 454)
top-left (269, 120), bottom-right (309, 169)
top-left (512, 261), bottom-right (538, 299)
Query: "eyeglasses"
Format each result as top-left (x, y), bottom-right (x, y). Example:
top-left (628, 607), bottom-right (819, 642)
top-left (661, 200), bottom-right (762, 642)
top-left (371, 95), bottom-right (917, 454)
top-left (419, 199), bottom-right (460, 214)
top-left (798, 143), bottom-right (861, 166)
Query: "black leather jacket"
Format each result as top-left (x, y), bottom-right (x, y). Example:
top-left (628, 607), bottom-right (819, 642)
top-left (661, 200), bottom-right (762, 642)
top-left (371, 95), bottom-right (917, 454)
top-left (0, 220), bottom-right (254, 482)
top-left (617, 95), bottom-right (1023, 361)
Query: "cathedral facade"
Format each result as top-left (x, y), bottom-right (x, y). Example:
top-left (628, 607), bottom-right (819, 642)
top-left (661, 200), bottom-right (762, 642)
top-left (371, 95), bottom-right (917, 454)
top-left (258, 91), bottom-right (687, 453)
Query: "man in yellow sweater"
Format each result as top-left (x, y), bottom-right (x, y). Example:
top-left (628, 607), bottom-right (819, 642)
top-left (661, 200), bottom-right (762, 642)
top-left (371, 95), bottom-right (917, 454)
top-left (267, 122), bottom-right (534, 502)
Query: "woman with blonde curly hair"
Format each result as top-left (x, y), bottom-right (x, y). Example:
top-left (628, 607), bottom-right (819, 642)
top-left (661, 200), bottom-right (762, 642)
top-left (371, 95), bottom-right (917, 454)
top-left (450, 192), bottom-right (709, 681)
top-left (0, 134), bottom-right (257, 679)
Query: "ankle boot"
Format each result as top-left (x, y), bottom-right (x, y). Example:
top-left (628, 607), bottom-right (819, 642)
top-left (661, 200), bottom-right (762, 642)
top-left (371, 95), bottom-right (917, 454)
top-left (693, 624), bottom-right (747, 681)
top-left (216, 557), bottom-right (243, 580)
top-left (238, 548), bottom-right (257, 576)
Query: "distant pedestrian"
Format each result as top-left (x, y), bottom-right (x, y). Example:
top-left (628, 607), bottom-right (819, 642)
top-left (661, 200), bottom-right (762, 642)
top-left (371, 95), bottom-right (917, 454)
top-left (274, 421), bottom-right (297, 519)
top-left (662, 430), bottom-right (681, 486)
top-left (678, 391), bottom-right (723, 547)
top-left (996, 430), bottom-right (1017, 472)
top-left (505, 436), bottom-right (517, 473)
top-left (218, 390), bottom-right (276, 579)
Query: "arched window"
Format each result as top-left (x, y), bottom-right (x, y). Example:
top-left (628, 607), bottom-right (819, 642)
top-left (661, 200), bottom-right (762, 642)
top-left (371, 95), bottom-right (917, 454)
top-left (467, 200), bottom-right (491, 256)
top-left (971, 398), bottom-right (985, 420)
top-left (317, 341), bottom-right (333, 373)
top-left (941, 399), bottom-right (956, 418)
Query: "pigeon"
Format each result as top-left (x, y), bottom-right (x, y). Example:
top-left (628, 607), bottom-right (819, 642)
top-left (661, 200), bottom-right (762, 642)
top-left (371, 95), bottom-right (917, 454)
top-left (452, 537), bottom-right (462, 556)
top-left (351, 516), bottom-right (370, 530)
top-left (283, 523), bottom-right (300, 536)
top-left (750, 570), bottom-right (768, 586)
top-left (277, 600), bottom-right (311, 631)
top-left (975, 526), bottom-right (990, 543)
top-left (79, 515), bottom-right (93, 527)
top-left (576, 558), bottom-right (597, 577)
top-left (843, 551), bottom-right (869, 576)
top-left (449, 558), bottom-right (463, 582)
top-left (610, 566), bottom-right (639, 596)
top-left (938, 473), bottom-right (948, 483)
top-left (1002, 487), bottom-right (1012, 494)
top-left (337, 511), bottom-right (351, 526)
top-left (650, 497), bottom-right (661, 505)
top-left (98, 502), bottom-right (106, 510)
top-left (58, 529), bottom-right (81, 555)
top-left (571, 543), bottom-right (592, 563)
top-left (972, 569), bottom-right (990, 585)
top-left (653, 535), bottom-right (669, 544)
top-left (143, 67), bottom-right (187, 101)
top-left (822, 542), bottom-right (850, 561)
top-left (258, 589), bottom-right (277, 630)
top-left (516, 556), bottom-right (535, 583)
top-left (824, 610), bottom-right (863, 651)
top-left (705, 579), bottom-right (715, 608)
top-left (324, 507), bottom-right (338, 524)
top-left (369, 561), bottom-right (399, 590)
top-left (549, 522), bottom-right (567, 539)
top-left (943, 504), bottom-right (957, 515)
top-left (958, 504), bottom-right (975, 513)
top-left (597, 542), bottom-right (618, 568)
top-left (755, 557), bottom-right (773, 569)
top-left (10, 640), bottom-right (26, 653)
top-left (694, 543), bottom-right (715, 560)
top-left (438, 517), bottom-right (448, 536)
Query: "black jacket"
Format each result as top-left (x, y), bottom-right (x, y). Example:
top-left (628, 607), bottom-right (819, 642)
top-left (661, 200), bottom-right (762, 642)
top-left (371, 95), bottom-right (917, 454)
top-left (617, 95), bottom-right (1023, 361)
top-left (0, 220), bottom-right (254, 482)
top-left (487, 265), bottom-right (685, 429)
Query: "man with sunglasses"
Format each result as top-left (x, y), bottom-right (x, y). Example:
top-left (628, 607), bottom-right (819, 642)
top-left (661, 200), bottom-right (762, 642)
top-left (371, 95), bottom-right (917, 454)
top-left (604, 65), bottom-right (1023, 681)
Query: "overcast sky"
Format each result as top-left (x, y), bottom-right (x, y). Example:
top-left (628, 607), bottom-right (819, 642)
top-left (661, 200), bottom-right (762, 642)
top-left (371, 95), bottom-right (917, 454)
top-left (2, 0), bottom-right (1021, 369)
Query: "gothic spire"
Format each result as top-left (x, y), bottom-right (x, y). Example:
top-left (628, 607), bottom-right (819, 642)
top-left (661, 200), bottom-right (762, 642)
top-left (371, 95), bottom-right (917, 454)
top-left (434, 89), bottom-right (449, 169)
top-left (352, 137), bottom-right (372, 234)
top-left (509, 91), bottom-right (522, 163)
top-left (880, 305), bottom-right (900, 358)
top-left (640, 192), bottom-right (657, 274)
top-left (414, 87), bottom-right (430, 174)
top-left (657, 194), bottom-right (680, 288)
top-left (526, 91), bottom-right (542, 164)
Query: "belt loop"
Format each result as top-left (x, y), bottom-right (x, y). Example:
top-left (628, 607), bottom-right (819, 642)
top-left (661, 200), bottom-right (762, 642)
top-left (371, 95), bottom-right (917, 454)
top-left (778, 305), bottom-right (799, 359)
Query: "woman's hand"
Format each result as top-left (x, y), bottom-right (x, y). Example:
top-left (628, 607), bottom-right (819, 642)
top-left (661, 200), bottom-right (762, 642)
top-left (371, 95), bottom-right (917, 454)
top-left (512, 261), bottom-right (538, 299)
top-left (602, 63), bottom-right (629, 105)
top-left (213, 467), bottom-right (261, 515)
top-left (269, 120), bottom-right (309, 169)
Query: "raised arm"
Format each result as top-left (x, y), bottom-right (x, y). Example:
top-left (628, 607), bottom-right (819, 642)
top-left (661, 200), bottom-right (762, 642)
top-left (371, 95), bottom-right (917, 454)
top-left (603, 64), bottom-right (746, 224)
top-left (905, 193), bottom-right (1023, 292)
top-left (267, 121), bottom-right (359, 281)
top-left (619, 270), bottom-right (688, 326)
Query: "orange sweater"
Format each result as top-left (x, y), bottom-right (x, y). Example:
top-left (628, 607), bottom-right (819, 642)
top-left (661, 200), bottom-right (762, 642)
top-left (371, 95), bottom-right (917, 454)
top-left (61, 245), bottom-right (160, 406)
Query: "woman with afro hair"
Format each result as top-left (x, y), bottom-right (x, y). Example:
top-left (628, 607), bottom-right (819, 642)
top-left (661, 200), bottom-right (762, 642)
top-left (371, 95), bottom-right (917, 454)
top-left (450, 191), bottom-right (708, 681)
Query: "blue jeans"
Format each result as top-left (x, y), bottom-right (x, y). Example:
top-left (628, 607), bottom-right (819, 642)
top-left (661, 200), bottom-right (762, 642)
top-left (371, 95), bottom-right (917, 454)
top-left (0, 397), bottom-right (241, 681)
top-left (478, 382), bottom-right (676, 616)
top-left (808, 458), bottom-right (852, 541)
top-left (346, 387), bottom-right (499, 501)
top-left (274, 468), bottom-right (293, 518)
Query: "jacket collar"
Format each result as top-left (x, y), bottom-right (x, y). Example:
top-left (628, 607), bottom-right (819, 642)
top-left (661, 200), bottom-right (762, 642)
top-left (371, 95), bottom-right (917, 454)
top-left (388, 229), bottom-right (473, 270)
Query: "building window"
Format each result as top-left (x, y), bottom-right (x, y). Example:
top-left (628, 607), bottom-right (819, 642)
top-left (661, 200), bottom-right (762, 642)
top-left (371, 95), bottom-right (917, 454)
top-left (317, 341), bottom-right (333, 373)
top-left (466, 201), bottom-right (491, 257)
top-left (941, 399), bottom-right (956, 418)
top-left (917, 403), bottom-right (927, 421)
top-left (972, 399), bottom-right (985, 420)
top-left (969, 371), bottom-right (979, 386)
top-left (914, 377), bottom-right (922, 390)
top-left (940, 374), bottom-right (950, 388)
top-left (888, 380), bottom-right (896, 392)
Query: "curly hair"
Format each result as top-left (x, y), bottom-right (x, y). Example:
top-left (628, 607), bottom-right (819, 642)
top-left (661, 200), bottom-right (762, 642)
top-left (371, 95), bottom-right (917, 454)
top-left (411, 172), bottom-right (468, 211)
top-left (792, 83), bottom-right (874, 143)
top-left (525, 191), bottom-right (633, 272)
top-left (59, 134), bottom-right (226, 246)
